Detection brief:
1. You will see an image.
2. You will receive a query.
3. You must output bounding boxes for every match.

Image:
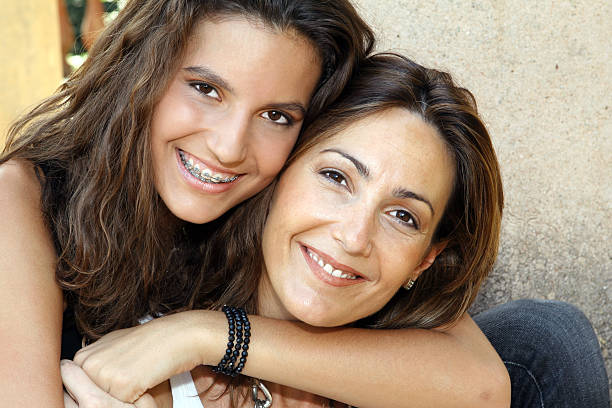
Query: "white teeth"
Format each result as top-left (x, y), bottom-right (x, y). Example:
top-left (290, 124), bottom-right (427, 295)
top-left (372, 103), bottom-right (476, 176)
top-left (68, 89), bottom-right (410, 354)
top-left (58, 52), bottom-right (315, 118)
top-left (307, 248), bottom-right (357, 280)
top-left (179, 151), bottom-right (238, 184)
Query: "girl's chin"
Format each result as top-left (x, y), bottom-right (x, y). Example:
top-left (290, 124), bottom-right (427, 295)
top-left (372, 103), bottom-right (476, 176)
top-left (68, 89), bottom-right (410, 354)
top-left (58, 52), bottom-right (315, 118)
top-left (171, 207), bottom-right (223, 224)
top-left (163, 196), bottom-right (232, 224)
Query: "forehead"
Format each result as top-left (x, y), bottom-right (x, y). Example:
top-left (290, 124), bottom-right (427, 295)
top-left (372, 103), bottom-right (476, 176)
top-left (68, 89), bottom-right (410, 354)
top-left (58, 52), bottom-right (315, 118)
top-left (323, 108), bottom-right (448, 158)
top-left (315, 108), bottom-right (455, 214)
top-left (182, 16), bottom-right (321, 98)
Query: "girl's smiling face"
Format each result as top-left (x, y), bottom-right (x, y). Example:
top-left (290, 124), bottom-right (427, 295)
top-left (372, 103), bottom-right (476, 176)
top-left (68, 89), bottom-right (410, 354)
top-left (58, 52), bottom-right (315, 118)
top-left (259, 108), bottom-right (455, 327)
top-left (151, 17), bottom-right (321, 224)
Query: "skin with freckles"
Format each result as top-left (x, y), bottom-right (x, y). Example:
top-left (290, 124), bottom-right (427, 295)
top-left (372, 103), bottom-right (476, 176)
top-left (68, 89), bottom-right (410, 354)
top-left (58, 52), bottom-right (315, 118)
top-left (142, 107), bottom-right (455, 407)
top-left (59, 53), bottom-right (510, 408)
top-left (151, 17), bottom-right (321, 224)
top-left (0, 1), bottom-right (379, 406)
top-left (258, 107), bottom-right (454, 327)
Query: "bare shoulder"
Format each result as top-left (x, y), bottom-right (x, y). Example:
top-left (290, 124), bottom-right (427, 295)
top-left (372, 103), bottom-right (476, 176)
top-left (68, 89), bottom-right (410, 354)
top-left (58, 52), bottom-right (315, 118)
top-left (0, 158), bottom-right (43, 205)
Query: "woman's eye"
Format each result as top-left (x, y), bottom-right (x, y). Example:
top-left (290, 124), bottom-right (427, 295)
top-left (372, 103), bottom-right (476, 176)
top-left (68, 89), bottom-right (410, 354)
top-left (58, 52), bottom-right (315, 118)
top-left (192, 82), bottom-right (220, 100)
top-left (388, 210), bottom-right (419, 229)
top-left (261, 110), bottom-right (291, 125)
top-left (321, 170), bottom-right (347, 186)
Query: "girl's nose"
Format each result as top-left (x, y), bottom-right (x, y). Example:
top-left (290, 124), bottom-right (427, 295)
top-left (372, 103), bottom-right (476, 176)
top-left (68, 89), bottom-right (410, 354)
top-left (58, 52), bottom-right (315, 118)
top-left (206, 113), bottom-right (249, 166)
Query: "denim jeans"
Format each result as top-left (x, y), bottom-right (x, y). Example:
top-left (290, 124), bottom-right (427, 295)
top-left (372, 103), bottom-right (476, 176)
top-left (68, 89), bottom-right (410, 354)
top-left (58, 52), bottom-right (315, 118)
top-left (474, 299), bottom-right (610, 408)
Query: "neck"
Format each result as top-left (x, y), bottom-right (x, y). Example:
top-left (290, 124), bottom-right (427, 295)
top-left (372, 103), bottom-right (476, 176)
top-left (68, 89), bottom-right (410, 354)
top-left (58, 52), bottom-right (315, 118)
top-left (256, 268), bottom-right (295, 321)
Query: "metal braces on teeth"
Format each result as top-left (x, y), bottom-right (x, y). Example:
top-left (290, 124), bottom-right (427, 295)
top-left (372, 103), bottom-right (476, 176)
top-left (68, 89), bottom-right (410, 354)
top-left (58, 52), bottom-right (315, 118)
top-left (179, 151), bottom-right (238, 184)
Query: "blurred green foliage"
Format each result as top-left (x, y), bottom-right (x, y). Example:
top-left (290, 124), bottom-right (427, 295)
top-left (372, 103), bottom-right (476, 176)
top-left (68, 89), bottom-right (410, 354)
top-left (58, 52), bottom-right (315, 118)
top-left (65, 0), bottom-right (120, 53)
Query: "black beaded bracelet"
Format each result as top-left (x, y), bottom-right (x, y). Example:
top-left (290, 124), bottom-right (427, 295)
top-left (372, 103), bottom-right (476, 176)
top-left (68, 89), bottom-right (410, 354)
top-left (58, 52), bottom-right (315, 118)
top-left (213, 305), bottom-right (251, 377)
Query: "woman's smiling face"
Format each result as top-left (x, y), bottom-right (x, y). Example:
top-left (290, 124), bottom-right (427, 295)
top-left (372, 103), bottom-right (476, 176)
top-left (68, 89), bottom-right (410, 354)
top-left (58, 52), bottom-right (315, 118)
top-left (259, 108), bottom-right (455, 327)
top-left (151, 17), bottom-right (321, 224)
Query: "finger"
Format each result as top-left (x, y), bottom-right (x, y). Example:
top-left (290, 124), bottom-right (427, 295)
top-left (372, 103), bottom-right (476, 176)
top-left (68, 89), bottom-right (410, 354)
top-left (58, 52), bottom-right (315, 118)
top-left (61, 359), bottom-right (105, 403)
top-left (63, 391), bottom-right (79, 408)
top-left (134, 393), bottom-right (158, 408)
top-left (73, 345), bottom-right (93, 366)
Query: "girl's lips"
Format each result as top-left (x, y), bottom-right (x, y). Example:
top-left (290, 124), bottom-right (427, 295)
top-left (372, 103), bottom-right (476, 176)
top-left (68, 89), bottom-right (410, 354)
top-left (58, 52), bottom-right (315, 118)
top-left (175, 149), bottom-right (242, 193)
top-left (300, 244), bottom-right (366, 287)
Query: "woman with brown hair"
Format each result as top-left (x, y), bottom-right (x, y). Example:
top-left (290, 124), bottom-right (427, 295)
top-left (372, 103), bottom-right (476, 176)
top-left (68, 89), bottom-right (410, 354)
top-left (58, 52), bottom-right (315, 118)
top-left (66, 53), bottom-right (609, 408)
top-left (0, 1), bottom-right (375, 406)
top-left (65, 52), bottom-right (511, 407)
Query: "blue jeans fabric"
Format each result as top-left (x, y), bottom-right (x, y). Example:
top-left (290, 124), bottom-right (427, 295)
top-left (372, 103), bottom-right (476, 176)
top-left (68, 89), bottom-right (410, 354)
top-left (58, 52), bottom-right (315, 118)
top-left (473, 299), bottom-right (610, 408)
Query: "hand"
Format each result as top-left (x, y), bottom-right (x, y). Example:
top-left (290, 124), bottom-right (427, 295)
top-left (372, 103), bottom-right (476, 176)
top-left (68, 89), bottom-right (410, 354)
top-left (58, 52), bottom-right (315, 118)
top-left (73, 311), bottom-right (225, 403)
top-left (61, 360), bottom-right (157, 408)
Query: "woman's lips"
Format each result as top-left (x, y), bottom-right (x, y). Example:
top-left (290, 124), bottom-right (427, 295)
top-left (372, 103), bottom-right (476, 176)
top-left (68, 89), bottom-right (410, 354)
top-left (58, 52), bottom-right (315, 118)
top-left (300, 244), bottom-right (366, 287)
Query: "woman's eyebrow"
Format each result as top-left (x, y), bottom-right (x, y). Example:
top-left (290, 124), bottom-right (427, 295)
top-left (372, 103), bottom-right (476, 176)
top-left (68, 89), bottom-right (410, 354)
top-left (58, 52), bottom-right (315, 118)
top-left (321, 148), bottom-right (434, 215)
top-left (183, 66), bottom-right (234, 93)
top-left (321, 148), bottom-right (370, 178)
top-left (393, 187), bottom-right (434, 216)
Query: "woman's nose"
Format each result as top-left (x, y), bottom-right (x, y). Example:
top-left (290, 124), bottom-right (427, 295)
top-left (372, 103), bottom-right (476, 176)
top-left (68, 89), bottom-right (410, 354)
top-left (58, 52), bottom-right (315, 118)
top-left (332, 205), bottom-right (374, 257)
top-left (206, 113), bottom-right (249, 166)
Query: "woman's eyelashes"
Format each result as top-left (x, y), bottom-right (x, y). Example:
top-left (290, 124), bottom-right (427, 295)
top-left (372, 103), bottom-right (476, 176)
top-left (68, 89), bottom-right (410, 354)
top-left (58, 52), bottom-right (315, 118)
top-left (318, 166), bottom-right (421, 231)
top-left (190, 81), bottom-right (221, 101)
top-left (319, 168), bottom-right (349, 188)
top-left (387, 209), bottom-right (420, 230)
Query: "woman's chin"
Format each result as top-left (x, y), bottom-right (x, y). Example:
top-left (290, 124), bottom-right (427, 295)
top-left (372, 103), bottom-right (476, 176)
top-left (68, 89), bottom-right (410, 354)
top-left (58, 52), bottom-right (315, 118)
top-left (288, 305), bottom-right (348, 328)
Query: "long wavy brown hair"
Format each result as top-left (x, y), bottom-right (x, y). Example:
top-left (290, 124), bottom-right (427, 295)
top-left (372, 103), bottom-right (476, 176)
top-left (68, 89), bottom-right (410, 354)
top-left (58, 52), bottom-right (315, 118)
top-left (0, 0), bottom-right (374, 338)
top-left (200, 53), bottom-right (504, 330)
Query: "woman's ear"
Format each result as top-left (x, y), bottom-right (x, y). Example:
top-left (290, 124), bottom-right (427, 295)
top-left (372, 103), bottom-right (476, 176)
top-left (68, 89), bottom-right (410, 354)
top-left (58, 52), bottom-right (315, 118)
top-left (411, 241), bottom-right (448, 279)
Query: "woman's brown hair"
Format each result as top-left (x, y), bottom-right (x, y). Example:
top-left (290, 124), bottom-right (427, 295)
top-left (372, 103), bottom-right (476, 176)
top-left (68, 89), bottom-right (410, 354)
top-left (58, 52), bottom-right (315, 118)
top-left (0, 0), bottom-right (374, 338)
top-left (204, 53), bottom-right (504, 330)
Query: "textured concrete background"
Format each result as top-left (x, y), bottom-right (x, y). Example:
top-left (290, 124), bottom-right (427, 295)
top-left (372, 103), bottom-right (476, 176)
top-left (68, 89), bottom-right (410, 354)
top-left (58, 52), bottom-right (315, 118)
top-left (2, 0), bottom-right (609, 394)
top-left (354, 0), bottom-right (611, 391)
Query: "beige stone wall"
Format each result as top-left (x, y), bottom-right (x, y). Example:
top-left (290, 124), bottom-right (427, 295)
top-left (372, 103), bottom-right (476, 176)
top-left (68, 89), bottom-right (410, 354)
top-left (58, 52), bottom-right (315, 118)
top-left (354, 0), bottom-right (611, 383)
top-left (0, 0), bottom-right (63, 146)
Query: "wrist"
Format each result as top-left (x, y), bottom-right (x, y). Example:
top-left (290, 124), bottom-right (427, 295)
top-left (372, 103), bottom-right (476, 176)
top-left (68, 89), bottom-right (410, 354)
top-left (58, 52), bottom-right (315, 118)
top-left (183, 309), bottom-right (228, 367)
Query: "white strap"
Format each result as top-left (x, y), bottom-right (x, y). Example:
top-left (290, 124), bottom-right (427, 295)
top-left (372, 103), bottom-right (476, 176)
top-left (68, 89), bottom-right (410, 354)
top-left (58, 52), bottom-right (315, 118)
top-left (170, 371), bottom-right (204, 408)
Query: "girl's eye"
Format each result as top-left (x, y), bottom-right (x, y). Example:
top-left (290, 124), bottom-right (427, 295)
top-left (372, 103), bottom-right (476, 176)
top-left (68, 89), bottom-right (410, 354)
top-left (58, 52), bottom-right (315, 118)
top-left (192, 82), bottom-right (220, 100)
top-left (261, 110), bottom-right (291, 125)
top-left (321, 169), bottom-right (348, 187)
top-left (388, 210), bottom-right (419, 229)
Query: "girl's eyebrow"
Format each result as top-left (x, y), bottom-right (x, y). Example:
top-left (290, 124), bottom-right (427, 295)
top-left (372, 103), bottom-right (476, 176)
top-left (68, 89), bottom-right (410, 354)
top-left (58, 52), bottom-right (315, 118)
top-left (267, 102), bottom-right (306, 116)
top-left (183, 66), bottom-right (234, 93)
top-left (321, 148), bottom-right (434, 215)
